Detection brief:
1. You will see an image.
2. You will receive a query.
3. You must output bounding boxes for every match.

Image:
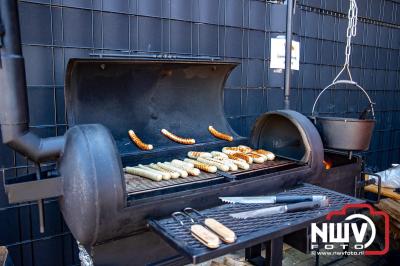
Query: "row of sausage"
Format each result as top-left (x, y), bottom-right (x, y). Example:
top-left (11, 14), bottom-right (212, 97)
top-left (124, 145), bottom-right (275, 182)
top-left (128, 125), bottom-right (233, 150)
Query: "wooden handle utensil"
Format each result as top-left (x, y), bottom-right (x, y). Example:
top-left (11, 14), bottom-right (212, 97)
top-left (204, 218), bottom-right (236, 243)
top-left (172, 212), bottom-right (221, 249)
top-left (183, 207), bottom-right (236, 244)
top-left (190, 224), bottom-right (221, 249)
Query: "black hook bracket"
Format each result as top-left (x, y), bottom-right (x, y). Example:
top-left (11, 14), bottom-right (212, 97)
top-left (0, 8), bottom-right (4, 67)
top-left (0, 6), bottom-right (4, 48)
top-left (35, 163), bottom-right (46, 234)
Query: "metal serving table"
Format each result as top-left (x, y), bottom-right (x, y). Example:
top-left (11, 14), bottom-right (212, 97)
top-left (148, 183), bottom-right (364, 265)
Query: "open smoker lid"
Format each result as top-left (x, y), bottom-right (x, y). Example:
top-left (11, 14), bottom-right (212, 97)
top-left (65, 59), bottom-right (240, 155)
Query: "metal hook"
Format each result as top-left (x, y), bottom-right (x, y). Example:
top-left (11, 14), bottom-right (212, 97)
top-left (171, 212), bottom-right (194, 229)
top-left (311, 80), bottom-right (375, 120)
top-left (183, 207), bottom-right (206, 223)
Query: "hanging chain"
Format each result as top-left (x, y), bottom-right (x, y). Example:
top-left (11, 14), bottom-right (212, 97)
top-left (334, 0), bottom-right (358, 82)
top-left (344, 0), bottom-right (358, 67)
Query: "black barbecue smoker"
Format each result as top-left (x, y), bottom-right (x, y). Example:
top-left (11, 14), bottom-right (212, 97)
top-left (0, 1), bottom-right (374, 266)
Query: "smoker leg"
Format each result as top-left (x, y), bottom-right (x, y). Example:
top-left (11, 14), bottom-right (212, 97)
top-left (245, 244), bottom-right (263, 265)
top-left (314, 249), bottom-right (319, 266)
top-left (323, 245), bottom-right (349, 266)
top-left (265, 237), bottom-right (283, 266)
top-left (314, 237), bottom-right (320, 266)
top-left (245, 237), bottom-right (284, 266)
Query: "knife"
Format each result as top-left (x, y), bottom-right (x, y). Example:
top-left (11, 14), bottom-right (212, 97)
top-left (230, 199), bottom-right (330, 219)
top-left (220, 195), bottom-right (327, 204)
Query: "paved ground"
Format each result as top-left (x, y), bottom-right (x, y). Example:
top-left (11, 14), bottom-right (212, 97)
top-left (191, 244), bottom-right (381, 266)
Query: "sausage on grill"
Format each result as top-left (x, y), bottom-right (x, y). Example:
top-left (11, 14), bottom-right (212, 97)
top-left (222, 145), bottom-right (253, 154)
top-left (128, 130), bottom-right (153, 150)
top-left (171, 160), bottom-right (201, 176)
top-left (188, 151), bottom-right (213, 159)
top-left (254, 149), bottom-right (276, 160)
top-left (161, 129), bottom-right (196, 145)
top-left (184, 159), bottom-right (218, 173)
top-left (124, 167), bottom-right (162, 181)
top-left (228, 152), bottom-right (253, 164)
top-left (212, 157), bottom-right (238, 171)
top-left (197, 157), bottom-right (230, 172)
top-left (247, 152), bottom-right (265, 163)
top-left (222, 147), bottom-right (241, 154)
top-left (149, 163), bottom-right (180, 179)
top-left (158, 162), bottom-right (188, 178)
top-left (237, 145), bottom-right (253, 153)
top-left (172, 159), bottom-right (194, 168)
top-left (138, 164), bottom-right (171, 180)
top-left (208, 126), bottom-right (233, 141)
top-left (211, 151), bottom-right (228, 158)
top-left (227, 157), bottom-right (250, 170)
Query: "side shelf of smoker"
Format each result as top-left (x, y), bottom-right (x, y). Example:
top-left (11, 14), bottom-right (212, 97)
top-left (147, 184), bottom-right (364, 265)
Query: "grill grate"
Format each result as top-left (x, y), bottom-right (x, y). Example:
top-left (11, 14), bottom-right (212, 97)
top-left (125, 158), bottom-right (296, 194)
top-left (148, 184), bottom-right (363, 264)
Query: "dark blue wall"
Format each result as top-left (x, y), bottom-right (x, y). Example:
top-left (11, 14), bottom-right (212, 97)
top-left (0, 0), bottom-right (399, 265)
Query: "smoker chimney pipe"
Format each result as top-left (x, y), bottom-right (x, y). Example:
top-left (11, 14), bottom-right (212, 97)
top-left (284, 0), bottom-right (294, 110)
top-left (0, 0), bottom-right (64, 162)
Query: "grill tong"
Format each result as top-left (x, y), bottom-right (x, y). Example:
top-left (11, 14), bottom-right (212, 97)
top-left (183, 207), bottom-right (236, 243)
top-left (172, 212), bottom-right (221, 249)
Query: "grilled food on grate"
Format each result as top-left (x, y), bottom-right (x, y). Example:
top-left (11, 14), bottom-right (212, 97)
top-left (227, 152), bottom-right (253, 164)
top-left (197, 157), bottom-right (230, 172)
top-left (138, 164), bottom-right (171, 180)
top-left (171, 159), bottom-right (194, 168)
top-left (247, 152), bottom-right (265, 163)
top-left (125, 145), bottom-right (275, 182)
top-left (124, 167), bottom-right (162, 181)
top-left (161, 129), bottom-right (196, 145)
top-left (212, 156), bottom-right (238, 171)
top-left (148, 163), bottom-right (180, 179)
top-left (184, 159), bottom-right (218, 173)
top-left (222, 145), bottom-right (254, 154)
top-left (158, 162), bottom-right (188, 178)
top-left (222, 147), bottom-right (241, 154)
top-left (211, 151), bottom-right (228, 158)
top-left (171, 160), bottom-right (201, 176)
top-left (225, 157), bottom-right (250, 170)
top-left (208, 126), bottom-right (233, 141)
top-left (187, 151), bottom-right (213, 159)
top-left (238, 145), bottom-right (253, 153)
top-left (254, 149), bottom-right (275, 160)
top-left (128, 130), bottom-right (153, 150)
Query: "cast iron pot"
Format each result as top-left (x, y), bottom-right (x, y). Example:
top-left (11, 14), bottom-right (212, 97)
top-left (311, 80), bottom-right (376, 151)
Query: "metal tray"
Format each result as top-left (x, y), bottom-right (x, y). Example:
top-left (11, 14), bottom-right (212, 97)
top-left (148, 183), bottom-right (364, 264)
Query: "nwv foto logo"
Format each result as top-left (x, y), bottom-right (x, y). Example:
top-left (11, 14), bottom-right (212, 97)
top-left (310, 204), bottom-right (389, 256)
